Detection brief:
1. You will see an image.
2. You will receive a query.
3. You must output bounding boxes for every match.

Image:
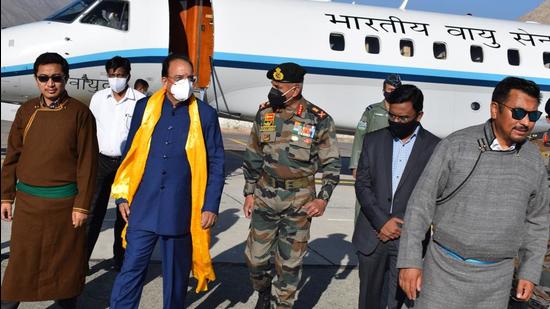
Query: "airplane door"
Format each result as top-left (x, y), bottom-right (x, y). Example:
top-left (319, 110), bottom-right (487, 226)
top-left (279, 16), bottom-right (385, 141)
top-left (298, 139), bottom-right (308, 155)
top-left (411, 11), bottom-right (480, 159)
top-left (169, 0), bottom-right (214, 90)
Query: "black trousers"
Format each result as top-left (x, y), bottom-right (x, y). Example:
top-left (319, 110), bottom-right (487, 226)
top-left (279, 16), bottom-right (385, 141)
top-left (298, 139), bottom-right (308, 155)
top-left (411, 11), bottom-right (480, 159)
top-left (86, 154), bottom-right (125, 266)
top-left (357, 240), bottom-right (407, 309)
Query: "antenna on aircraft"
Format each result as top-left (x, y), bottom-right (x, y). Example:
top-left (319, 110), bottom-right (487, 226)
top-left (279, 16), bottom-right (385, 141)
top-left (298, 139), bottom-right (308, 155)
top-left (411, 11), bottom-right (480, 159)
top-left (399, 0), bottom-right (409, 10)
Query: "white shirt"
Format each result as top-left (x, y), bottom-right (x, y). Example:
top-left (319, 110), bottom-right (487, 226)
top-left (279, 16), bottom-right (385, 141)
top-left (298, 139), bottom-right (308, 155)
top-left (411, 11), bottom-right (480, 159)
top-left (89, 87), bottom-right (145, 156)
top-left (490, 138), bottom-right (516, 151)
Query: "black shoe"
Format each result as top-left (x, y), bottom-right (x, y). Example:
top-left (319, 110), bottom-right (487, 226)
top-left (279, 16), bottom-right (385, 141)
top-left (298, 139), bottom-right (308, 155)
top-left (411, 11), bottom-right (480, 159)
top-left (1, 300), bottom-right (20, 309)
top-left (255, 286), bottom-right (271, 309)
top-left (54, 297), bottom-right (77, 309)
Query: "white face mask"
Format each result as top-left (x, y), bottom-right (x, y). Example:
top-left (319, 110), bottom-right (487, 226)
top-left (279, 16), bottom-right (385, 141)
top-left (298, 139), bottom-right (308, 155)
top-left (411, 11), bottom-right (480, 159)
top-left (108, 77), bottom-right (128, 93)
top-left (170, 79), bottom-right (193, 101)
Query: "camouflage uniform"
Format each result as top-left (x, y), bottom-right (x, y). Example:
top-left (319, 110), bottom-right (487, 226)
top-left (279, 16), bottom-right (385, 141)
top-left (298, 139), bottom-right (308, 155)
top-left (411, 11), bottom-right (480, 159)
top-left (243, 97), bottom-right (341, 308)
top-left (349, 100), bottom-right (388, 221)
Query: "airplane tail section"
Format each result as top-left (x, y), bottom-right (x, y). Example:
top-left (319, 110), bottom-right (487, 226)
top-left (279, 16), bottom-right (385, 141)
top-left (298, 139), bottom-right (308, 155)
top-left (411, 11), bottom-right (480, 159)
top-left (169, 0), bottom-right (214, 89)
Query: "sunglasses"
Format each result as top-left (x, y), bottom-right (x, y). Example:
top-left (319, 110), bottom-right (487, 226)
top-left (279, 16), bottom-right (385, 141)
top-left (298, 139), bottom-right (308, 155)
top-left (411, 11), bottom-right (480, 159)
top-left (498, 102), bottom-right (542, 122)
top-left (37, 75), bottom-right (65, 83)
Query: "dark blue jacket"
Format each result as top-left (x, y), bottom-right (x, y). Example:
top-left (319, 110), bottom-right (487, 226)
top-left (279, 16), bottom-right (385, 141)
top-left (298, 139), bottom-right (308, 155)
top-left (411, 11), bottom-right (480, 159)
top-left (120, 96), bottom-right (225, 235)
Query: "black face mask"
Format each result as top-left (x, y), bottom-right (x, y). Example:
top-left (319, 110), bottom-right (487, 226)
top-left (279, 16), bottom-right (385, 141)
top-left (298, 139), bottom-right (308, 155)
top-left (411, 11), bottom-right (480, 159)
top-left (383, 91), bottom-right (391, 100)
top-left (268, 87), bottom-right (290, 109)
top-left (388, 120), bottom-right (419, 139)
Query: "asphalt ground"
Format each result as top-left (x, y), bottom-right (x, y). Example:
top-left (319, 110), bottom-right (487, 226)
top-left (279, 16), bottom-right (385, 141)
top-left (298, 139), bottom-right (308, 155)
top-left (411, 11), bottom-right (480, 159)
top-left (1, 120), bottom-right (362, 308)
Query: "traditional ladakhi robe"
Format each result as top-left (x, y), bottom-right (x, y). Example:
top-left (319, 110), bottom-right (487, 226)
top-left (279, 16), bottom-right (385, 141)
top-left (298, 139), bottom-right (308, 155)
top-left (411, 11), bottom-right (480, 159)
top-left (1, 95), bottom-right (98, 301)
top-left (397, 120), bottom-right (549, 309)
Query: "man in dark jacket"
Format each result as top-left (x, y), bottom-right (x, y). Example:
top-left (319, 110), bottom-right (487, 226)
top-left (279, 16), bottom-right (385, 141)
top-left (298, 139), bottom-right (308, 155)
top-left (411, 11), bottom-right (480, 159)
top-left (353, 84), bottom-right (440, 309)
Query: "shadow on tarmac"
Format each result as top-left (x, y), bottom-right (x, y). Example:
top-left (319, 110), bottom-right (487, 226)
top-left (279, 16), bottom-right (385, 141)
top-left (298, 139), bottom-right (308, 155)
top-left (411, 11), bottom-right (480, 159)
top-left (296, 233), bottom-right (354, 308)
top-left (184, 233), bottom-right (354, 308)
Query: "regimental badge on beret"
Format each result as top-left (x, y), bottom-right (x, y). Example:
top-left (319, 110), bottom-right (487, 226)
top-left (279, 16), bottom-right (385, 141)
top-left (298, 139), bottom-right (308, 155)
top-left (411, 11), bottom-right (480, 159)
top-left (266, 62), bottom-right (306, 83)
top-left (273, 67), bottom-right (284, 81)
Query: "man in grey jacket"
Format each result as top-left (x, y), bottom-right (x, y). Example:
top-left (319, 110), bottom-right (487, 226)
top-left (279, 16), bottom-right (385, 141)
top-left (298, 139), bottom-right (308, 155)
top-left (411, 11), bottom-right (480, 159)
top-left (397, 77), bottom-right (549, 308)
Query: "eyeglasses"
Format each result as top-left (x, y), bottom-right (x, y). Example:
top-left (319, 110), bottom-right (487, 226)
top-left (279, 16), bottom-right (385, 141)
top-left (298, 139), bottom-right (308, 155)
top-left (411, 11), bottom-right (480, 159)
top-left (387, 112), bottom-right (416, 123)
top-left (37, 75), bottom-right (65, 83)
top-left (498, 102), bottom-right (542, 122)
top-left (168, 75), bottom-right (196, 83)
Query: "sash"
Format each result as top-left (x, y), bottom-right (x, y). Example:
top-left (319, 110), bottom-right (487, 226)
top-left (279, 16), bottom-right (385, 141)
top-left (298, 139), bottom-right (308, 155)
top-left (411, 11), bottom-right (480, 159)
top-left (16, 182), bottom-right (78, 199)
top-left (111, 88), bottom-right (215, 292)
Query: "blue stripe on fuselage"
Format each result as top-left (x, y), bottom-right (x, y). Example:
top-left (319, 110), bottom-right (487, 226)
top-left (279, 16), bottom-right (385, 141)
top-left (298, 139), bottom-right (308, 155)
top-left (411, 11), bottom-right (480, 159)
top-left (1, 48), bottom-right (168, 77)
top-left (2, 49), bottom-right (549, 91)
top-left (212, 52), bottom-right (550, 91)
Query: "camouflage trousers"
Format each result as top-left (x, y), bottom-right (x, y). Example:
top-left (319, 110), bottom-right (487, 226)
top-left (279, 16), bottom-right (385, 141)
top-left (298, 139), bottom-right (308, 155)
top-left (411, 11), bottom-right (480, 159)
top-left (244, 182), bottom-right (314, 308)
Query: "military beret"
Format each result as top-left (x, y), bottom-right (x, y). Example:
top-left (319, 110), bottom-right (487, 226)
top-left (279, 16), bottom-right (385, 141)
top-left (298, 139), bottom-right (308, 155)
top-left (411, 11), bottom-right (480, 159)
top-left (384, 74), bottom-right (402, 87)
top-left (266, 62), bottom-right (306, 83)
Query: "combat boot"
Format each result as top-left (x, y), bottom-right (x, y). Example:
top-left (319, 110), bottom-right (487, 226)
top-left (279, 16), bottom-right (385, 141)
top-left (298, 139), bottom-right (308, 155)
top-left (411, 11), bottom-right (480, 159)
top-left (255, 285), bottom-right (272, 309)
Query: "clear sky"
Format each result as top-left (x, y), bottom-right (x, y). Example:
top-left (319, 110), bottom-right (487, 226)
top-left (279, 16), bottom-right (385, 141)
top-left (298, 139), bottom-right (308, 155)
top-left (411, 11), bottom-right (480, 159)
top-left (333, 0), bottom-right (544, 21)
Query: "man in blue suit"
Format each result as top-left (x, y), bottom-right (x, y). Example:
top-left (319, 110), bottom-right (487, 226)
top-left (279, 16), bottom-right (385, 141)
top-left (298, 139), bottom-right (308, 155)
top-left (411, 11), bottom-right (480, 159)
top-left (109, 54), bottom-right (225, 309)
top-left (353, 85), bottom-right (440, 309)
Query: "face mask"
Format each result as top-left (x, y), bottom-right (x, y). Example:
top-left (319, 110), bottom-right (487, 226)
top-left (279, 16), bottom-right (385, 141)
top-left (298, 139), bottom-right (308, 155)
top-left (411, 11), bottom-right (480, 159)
top-left (170, 79), bottom-right (193, 102)
top-left (388, 119), bottom-right (419, 139)
top-left (267, 86), bottom-right (294, 109)
top-left (383, 91), bottom-right (391, 100)
top-left (108, 77), bottom-right (128, 93)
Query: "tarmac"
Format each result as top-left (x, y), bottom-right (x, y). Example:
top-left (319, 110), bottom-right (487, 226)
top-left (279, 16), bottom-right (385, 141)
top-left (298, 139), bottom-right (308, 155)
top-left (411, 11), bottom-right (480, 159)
top-left (0, 119), bottom-right (363, 308)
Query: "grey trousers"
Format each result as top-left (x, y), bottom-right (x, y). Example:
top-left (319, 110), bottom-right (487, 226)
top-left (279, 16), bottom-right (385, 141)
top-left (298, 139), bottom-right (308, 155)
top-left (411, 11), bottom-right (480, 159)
top-left (415, 241), bottom-right (514, 309)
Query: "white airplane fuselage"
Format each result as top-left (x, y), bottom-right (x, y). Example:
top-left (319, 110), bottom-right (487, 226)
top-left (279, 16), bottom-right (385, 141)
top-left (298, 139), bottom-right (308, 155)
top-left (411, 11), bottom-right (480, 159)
top-left (1, 0), bottom-right (549, 136)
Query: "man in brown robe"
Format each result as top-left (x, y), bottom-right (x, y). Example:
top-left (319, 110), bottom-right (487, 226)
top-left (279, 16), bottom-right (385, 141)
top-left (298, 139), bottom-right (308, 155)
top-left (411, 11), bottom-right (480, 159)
top-left (0, 52), bottom-right (98, 309)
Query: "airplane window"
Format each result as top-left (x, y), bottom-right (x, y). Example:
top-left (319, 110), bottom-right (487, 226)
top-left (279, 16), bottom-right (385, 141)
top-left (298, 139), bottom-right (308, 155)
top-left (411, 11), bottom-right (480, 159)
top-left (544, 52), bottom-right (550, 69)
top-left (507, 49), bottom-right (520, 66)
top-left (330, 33), bottom-right (345, 51)
top-left (470, 45), bottom-right (483, 63)
top-left (45, 0), bottom-right (96, 23)
top-left (433, 42), bottom-right (447, 60)
top-left (400, 39), bottom-right (414, 57)
top-left (81, 1), bottom-right (129, 31)
top-left (365, 36), bottom-right (380, 54)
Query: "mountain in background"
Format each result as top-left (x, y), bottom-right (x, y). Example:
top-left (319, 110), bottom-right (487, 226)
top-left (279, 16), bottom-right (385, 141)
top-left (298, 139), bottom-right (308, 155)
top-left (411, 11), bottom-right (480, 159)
top-left (1, 0), bottom-right (69, 28)
top-left (520, 0), bottom-right (550, 24)
top-left (1, 0), bottom-right (548, 28)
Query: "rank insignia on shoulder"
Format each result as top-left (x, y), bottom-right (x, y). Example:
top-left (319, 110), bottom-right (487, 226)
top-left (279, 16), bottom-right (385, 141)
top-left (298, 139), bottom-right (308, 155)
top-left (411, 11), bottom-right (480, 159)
top-left (311, 106), bottom-right (327, 120)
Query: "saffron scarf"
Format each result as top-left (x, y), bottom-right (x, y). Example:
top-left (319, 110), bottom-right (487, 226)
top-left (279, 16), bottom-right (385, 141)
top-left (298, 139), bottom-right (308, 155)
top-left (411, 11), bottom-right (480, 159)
top-left (111, 87), bottom-right (215, 292)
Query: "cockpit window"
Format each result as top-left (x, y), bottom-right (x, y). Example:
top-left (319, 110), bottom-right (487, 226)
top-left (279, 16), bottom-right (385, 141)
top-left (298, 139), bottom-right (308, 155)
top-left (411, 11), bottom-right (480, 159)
top-left (45, 0), bottom-right (96, 23)
top-left (81, 1), bottom-right (129, 31)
